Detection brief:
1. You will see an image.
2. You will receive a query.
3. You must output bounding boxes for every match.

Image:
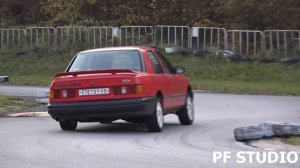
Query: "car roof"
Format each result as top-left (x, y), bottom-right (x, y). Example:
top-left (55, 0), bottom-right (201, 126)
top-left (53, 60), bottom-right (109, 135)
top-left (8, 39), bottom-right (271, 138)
top-left (79, 46), bottom-right (156, 54)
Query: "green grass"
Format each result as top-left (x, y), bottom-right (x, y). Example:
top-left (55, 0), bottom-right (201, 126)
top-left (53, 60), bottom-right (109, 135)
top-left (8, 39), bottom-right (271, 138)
top-left (164, 54), bottom-right (300, 95)
top-left (1, 46), bottom-right (300, 95)
top-left (190, 80), bottom-right (300, 95)
top-left (0, 46), bottom-right (75, 86)
top-left (282, 137), bottom-right (300, 146)
top-left (0, 94), bottom-right (35, 114)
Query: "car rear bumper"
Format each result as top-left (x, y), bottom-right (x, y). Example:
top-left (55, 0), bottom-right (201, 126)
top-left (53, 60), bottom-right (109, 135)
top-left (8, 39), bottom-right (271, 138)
top-left (47, 97), bottom-right (156, 122)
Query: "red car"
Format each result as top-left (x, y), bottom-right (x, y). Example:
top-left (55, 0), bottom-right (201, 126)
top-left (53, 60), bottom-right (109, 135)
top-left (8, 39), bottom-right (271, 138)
top-left (47, 46), bottom-right (194, 132)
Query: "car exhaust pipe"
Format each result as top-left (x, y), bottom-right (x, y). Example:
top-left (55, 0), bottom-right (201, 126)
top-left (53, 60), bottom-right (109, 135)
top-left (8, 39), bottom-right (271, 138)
top-left (55, 116), bottom-right (61, 121)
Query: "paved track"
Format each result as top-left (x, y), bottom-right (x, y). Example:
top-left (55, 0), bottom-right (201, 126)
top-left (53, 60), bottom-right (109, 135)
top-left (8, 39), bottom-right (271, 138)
top-left (0, 85), bottom-right (48, 97)
top-left (0, 92), bottom-right (300, 168)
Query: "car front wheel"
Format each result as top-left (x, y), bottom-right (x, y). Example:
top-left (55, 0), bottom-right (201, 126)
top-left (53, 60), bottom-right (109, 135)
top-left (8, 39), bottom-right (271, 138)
top-left (177, 93), bottom-right (194, 125)
top-left (59, 120), bottom-right (77, 131)
top-left (146, 98), bottom-right (164, 132)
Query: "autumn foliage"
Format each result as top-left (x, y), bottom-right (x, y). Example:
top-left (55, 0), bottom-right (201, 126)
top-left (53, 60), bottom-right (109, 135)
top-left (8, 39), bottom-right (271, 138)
top-left (0, 0), bottom-right (299, 29)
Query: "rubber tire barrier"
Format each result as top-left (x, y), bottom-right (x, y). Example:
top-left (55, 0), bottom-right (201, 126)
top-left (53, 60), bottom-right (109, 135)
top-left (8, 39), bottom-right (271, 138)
top-left (234, 123), bottom-right (300, 141)
top-left (0, 76), bottom-right (9, 83)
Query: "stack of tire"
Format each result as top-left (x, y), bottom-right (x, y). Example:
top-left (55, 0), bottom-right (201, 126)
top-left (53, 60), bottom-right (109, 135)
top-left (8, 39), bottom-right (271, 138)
top-left (0, 76), bottom-right (9, 83)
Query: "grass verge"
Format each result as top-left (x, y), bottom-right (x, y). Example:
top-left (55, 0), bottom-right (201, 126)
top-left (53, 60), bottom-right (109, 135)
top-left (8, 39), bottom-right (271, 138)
top-left (0, 94), bottom-right (35, 115)
top-left (190, 79), bottom-right (300, 95)
top-left (282, 137), bottom-right (300, 146)
top-left (1, 46), bottom-right (300, 95)
top-left (166, 53), bottom-right (300, 95)
top-left (0, 46), bottom-right (75, 86)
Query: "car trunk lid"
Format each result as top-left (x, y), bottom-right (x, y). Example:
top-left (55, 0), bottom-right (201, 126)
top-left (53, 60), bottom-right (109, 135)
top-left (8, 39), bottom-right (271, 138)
top-left (50, 69), bottom-right (141, 103)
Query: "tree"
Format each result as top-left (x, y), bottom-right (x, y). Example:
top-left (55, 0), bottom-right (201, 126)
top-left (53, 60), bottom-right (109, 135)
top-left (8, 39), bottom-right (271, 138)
top-left (220, 0), bottom-right (300, 29)
top-left (0, 0), bottom-right (43, 26)
top-left (0, 0), bottom-right (299, 29)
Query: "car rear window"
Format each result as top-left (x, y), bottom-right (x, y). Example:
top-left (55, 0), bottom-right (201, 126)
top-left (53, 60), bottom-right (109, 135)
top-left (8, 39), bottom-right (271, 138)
top-left (68, 50), bottom-right (142, 72)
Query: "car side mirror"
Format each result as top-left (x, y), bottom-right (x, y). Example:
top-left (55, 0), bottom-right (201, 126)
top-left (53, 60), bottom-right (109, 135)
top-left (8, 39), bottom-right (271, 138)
top-left (175, 66), bottom-right (185, 74)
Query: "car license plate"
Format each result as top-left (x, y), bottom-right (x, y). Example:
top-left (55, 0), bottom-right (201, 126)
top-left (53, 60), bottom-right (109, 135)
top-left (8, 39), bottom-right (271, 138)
top-left (79, 88), bottom-right (109, 96)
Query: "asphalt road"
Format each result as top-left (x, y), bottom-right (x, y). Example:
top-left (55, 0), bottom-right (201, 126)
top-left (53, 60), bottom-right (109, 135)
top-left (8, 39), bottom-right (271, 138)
top-left (0, 85), bottom-right (49, 97)
top-left (0, 92), bottom-right (300, 168)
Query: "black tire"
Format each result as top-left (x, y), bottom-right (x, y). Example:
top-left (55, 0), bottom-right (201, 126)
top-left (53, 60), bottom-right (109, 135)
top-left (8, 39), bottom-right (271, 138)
top-left (177, 93), bottom-right (194, 125)
top-left (146, 98), bottom-right (164, 132)
top-left (59, 120), bottom-right (77, 131)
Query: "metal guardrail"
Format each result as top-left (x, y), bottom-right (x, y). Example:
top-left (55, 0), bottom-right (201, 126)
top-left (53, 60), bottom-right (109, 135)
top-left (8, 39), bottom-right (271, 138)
top-left (56, 26), bottom-right (87, 46)
top-left (264, 30), bottom-right (300, 56)
top-left (155, 25), bottom-right (190, 47)
top-left (191, 27), bottom-right (227, 51)
top-left (26, 27), bottom-right (56, 47)
top-left (0, 26), bottom-right (299, 57)
top-left (227, 30), bottom-right (264, 56)
top-left (0, 28), bottom-right (26, 48)
top-left (87, 27), bottom-right (119, 48)
top-left (120, 26), bottom-right (153, 46)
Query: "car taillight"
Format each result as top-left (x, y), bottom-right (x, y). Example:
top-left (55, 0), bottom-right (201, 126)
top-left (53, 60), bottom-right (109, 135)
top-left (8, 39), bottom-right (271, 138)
top-left (113, 85), bottom-right (144, 95)
top-left (49, 90), bottom-right (55, 99)
top-left (49, 90), bottom-right (60, 99)
top-left (49, 89), bottom-right (75, 99)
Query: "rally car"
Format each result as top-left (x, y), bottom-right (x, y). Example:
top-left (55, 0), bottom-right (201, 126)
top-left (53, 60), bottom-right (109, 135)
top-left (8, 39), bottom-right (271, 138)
top-left (47, 46), bottom-right (194, 132)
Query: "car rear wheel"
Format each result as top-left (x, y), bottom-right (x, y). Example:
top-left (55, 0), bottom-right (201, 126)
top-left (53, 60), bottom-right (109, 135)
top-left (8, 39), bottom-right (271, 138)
top-left (59, 120), bottom-right (77, 131)
top-left (177, 93), bottom-right (194, 125)
top-left (146, 98), bottom-right (164, 132)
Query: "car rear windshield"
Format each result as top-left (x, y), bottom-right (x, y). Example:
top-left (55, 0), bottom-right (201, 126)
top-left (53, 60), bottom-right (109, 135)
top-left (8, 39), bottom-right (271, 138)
top-left (68, 50), bottom-right (142, 72)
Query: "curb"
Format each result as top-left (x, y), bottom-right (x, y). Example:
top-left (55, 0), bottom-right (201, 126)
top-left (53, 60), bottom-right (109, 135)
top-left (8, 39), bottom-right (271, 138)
top-left (192, 90), bottom-right (212, 93)
top-left (8, 112), bottom-right (49, 117)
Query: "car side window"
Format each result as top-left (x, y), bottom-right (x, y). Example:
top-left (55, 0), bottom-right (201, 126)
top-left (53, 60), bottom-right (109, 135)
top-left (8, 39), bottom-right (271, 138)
top-left (155, 51), bottom-right (175, 74)
top-left (147, 51), bottom-right (164, 74)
